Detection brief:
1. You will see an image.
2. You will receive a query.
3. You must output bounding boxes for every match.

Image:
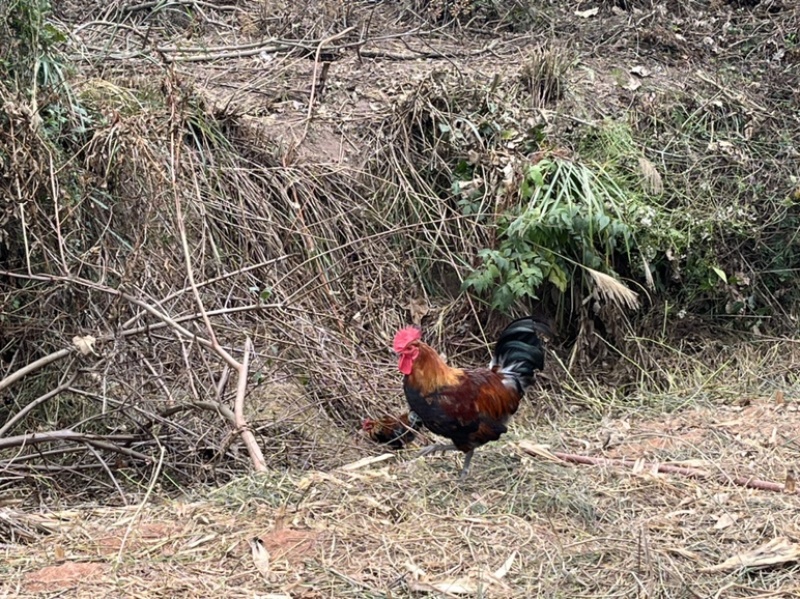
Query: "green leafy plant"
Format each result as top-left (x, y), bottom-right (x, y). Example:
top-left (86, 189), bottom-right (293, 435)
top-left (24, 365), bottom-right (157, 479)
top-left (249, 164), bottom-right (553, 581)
top-left (466, 155), bottom-right (640, 311)
top-left (2, 0), bottom-right (66, 82)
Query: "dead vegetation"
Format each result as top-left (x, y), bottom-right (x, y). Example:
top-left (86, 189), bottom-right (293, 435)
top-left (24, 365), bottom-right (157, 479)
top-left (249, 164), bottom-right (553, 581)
top-left (2, 386), bottom-right (800, 597)
top-left (1, 0), bottom-right (800, 596)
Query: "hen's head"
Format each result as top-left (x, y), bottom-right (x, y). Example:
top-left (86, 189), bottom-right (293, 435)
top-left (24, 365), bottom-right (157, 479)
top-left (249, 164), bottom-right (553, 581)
top-left (393, 326), bottom-right (421, 375)
top-left (362, 418), bottom-right (375, 433)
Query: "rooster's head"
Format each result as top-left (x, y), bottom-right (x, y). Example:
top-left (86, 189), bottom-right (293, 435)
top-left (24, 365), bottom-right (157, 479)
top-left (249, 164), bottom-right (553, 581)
top-left (393, 326), bottom-right (421, 375)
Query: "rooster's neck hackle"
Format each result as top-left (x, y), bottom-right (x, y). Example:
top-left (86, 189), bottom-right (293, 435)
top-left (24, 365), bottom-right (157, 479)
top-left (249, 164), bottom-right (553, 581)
top-left (406, 343), bottom-right (462, 394)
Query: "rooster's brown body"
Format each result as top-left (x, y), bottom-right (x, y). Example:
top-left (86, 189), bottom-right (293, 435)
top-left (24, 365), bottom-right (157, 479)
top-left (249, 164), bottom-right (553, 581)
top-left (393, 317), bottom-right (550, 480)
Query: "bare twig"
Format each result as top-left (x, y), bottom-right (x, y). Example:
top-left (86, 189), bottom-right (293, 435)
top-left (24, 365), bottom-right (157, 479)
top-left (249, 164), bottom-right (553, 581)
top-left (215, 365), bottom-right (231, 402)
top-left (167, 90), bottom-right (266, 472)
top-left (0, 348), bottom-right (74, 395)
top-left (119, 303), bottom-right (283, 337)
top-left (159, 400), bottom-right (236, 424)
top-left (0, 372), bottom-right (78, 437)
top-left (85, 443), bottom-right (128, 505)
top-left (0, 429), bottom-right (151, 463)
top-left (520, 446), bottom-right (799, 495)
top-left (306, 26), bottom-right (355, 121)
top-left (0, 271), bottom-right (218, 351)
top-left (120, 258), bottom-right (290, 329)
top-left (120, 0), bottom-right (242, 14)
top-left (233, 337), bottom-right (266, 472)
top-left (172, 118), bottom-right (219, 349)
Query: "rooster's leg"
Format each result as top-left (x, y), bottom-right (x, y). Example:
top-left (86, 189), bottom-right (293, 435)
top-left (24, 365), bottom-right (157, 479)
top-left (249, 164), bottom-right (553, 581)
top-left (458, 450), bottom-right (475, 481)
top-left (416, 443), bottom-right (457, 458)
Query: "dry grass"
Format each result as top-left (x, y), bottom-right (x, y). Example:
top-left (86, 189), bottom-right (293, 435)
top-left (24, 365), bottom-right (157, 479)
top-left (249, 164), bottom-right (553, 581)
top-left (2, 376), bottom-right (800, 598)
top-left (4, 342), bottom-right (800, 597)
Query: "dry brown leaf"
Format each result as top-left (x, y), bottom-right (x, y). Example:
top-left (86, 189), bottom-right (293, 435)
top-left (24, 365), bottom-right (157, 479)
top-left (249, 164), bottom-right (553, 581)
top-left (339, 468), bottom-right (395, 482)
top-left (405, 298), bottom-right (430, 325)
top-left (502, 160), bottom-right (515, 186)
top-left (517, 440), bottom-right (561, 462)
top-left (250, 537), bottom-right (271, 580)
top-left (404, 561), bottom-right (464, 598)
top-left (641, 254), bottom-right (655, 290)
top-left (785, 469), bottom-right (796, 494)
top-left (296, 472), bottom-right (350, 490)
top-left (338, 453), bottom-right (394, 472)
top-left (714, 418), bottom-right (744, 427)
top-left (416, 573), bottom-right (510, 596)
top-left (667, 546), bottom-right (705, 561)
top-left (623, 78), bottom-right (642, 91)
top-left (406, 579), bottom-right (463, 598)
top-left (768, 426), bottom-right (778, 446)
top-left (185, 533), bottom-right (216, 549)
top-left (493, 551), bottom-right (516, 579)
top-left (72, 335), bottom-right (97, 356)
top-left (702, 537), bottom-right (800, 572)
top-left (713, 513), bottom-right (737, 530)
top-left (404, 561), bottom-right (426, 579)
top-left (575, 7), bottom-right (599, 18)
top-left (405, 558), bottom-right (512, 597)
top-left (427, 579), bottom-right (477, 595)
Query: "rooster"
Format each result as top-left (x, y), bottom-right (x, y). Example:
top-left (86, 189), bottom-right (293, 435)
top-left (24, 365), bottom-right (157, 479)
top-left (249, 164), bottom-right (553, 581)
top-left (362, 411), bottom-right (423, 449)
top-left (393, 317), bottom-right (550, 480)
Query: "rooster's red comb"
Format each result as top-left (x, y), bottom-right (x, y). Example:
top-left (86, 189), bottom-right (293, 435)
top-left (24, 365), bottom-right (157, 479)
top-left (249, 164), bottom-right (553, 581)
top-left (393, 326), bottom-right (421, 352)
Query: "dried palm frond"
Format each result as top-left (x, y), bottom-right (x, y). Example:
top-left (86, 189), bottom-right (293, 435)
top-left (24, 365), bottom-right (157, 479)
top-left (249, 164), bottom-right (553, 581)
top-left (585, 267), bottom-right (640, 311)
top-left (638, 157), bottom-right (663, 195)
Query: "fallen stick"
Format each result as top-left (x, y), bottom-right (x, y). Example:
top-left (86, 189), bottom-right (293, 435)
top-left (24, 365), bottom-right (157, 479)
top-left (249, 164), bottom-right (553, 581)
top-left (518, 442), bottom-right (797, 495)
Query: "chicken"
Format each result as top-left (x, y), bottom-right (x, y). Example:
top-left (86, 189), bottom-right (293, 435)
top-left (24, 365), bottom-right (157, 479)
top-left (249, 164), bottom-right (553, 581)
top-left (393, 317), bottom-right (550, 481)
top-left (362, 411), bottom-right (423, 449)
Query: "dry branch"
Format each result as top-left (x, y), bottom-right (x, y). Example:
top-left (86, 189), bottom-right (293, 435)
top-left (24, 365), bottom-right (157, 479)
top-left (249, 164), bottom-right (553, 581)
top-left (233, 337), bottom-right (266, 472)
top-left (170, 119), bottom-right (267, 472)
top-left (0, 430), bottom-right (151, 462)
top-left (121, 258), bottom-right (290, 329)
top-left (519, 444), bottom-right (799, 495)
top-left (0, 271), bottom-right (218, 350)
top-left (0, 348), bottom-right (74, 395)
top-left (0, 374), bottom-right (78, 437)
top-left (159, 400), bottom-right (236, 424)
